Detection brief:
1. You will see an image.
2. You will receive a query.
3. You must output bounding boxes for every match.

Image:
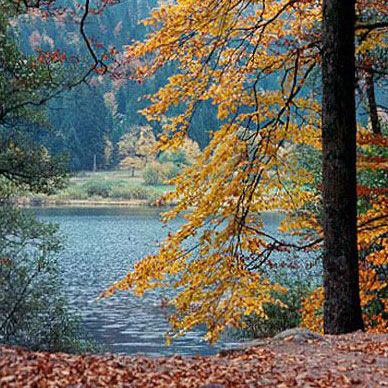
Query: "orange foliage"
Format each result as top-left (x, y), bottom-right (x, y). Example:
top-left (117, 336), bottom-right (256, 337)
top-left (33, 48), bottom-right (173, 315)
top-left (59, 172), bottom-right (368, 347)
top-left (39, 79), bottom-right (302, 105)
top-left (302, 195), bottom-right (387, 334)
top-left (302, 246), bottom-right (387, 334)
top-left (101, 0), bottom-right (387, 342)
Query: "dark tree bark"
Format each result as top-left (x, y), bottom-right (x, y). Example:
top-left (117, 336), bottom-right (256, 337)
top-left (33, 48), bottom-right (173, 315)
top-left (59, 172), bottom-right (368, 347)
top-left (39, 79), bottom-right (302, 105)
top-left (321, 0), bottom-right (364, 334)
top-left (365, 71), bottom-right (381, 135)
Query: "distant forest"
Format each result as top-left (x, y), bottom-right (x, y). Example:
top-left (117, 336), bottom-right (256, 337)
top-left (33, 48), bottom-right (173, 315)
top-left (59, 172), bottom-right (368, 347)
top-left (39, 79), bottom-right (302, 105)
top-left (16, 0), bottom-right (384, 172)
top-left (17, 0), bottom-right (218, 171)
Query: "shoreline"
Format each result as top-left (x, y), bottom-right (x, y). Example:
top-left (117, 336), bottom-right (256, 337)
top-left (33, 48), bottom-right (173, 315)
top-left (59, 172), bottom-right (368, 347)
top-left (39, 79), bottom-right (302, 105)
top-left (14, 197), bottom-right (169, 208)
top-left (16, 199), bottom-right (286, 215)
top-left (16, 198), bottom-right (286, 213)
top-left (14, 196), bottom-right (286, 213)
top-left (34, 199), bottom-right (154, 207)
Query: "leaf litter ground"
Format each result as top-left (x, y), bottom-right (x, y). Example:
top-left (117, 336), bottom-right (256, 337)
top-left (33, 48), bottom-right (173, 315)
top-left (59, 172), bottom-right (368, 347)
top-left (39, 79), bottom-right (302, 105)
top-left (0, 332), bottom-right (387, 387)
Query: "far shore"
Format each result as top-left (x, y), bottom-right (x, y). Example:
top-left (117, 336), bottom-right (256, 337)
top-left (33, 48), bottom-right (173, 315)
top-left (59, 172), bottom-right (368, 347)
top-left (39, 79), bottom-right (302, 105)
top-left (15, 197), bottom-right (171, 208)
top-left (15, 170), bottom-right (285, 211)
top-left (17, 197), bottom-right (285, 215)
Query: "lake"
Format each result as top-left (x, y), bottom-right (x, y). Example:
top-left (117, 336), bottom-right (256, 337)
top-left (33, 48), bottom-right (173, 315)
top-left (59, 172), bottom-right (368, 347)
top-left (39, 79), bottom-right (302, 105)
top-left (33, 207), bottom-right (313, 357)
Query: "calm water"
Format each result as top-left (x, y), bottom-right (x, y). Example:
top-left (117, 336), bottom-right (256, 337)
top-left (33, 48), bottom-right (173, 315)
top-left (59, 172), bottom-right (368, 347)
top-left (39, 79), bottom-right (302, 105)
top-left (33, 207), bottom-right (306, 357)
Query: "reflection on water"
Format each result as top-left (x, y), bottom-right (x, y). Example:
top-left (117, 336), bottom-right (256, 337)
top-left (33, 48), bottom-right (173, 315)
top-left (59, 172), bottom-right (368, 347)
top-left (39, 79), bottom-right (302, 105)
top-left (33, 207), bottom-right (313, 356)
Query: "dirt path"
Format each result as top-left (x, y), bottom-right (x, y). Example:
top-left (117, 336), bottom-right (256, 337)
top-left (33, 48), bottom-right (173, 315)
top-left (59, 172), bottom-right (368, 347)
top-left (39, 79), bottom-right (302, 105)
top-left (0, 332), bottom-right (387, 387)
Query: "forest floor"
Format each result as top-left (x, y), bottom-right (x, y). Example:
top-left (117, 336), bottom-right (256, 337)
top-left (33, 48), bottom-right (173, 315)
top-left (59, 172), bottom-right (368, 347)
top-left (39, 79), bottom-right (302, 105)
top-left (1, 331), bottom-right (387, 388)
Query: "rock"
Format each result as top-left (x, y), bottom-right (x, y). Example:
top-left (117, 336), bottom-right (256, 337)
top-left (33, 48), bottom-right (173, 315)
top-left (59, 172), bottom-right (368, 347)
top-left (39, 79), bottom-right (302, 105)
top-left (239, 339), bottom-right (268, 348)
top-left (218, 339), bottom-right (269, 356)
top-left (273, 327), bottom-right (325, 343)
top-left (218, 328), bottom-right (325, 356)
top-left (376, 358), bottom-right (388, 368)
top-left (198, 385), bottom-right (225, 388)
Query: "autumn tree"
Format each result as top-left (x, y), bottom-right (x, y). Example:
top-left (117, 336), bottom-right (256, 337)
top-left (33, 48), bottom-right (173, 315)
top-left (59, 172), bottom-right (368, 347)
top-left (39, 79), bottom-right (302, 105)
top-left (320, 1), bottom-right (387, 333)
top-left (142, 137), bottom-right (202, 185)
top-left (118, 125), bottom-right (156, 175)
top-left (102, 0), bottom-right (387, 341)
top-left (355, 6), bottom-right (388, 135)
top-left (159, 137), bottom-right (201, 167)
top-left (321, 0), bottom-right (363, 333)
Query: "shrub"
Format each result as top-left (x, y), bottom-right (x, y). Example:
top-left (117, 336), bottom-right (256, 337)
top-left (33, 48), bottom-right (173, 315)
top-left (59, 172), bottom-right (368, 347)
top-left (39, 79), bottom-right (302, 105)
top-left (164, 163), bottom-right (181, 180)
top-left (82, 180), bottom-right (112, 198)
top-left (232, 277), bottom-right (316, 339)
top-left (143, 161), bottom-right (181, 185)
top-left (142, 162), bottom-right (166, 185)
top-left (58, 185), bottom-right (90, 200)
top-left (109, 185), bottom-right (156, 200)
top-left (74, 171), bottom-right (88, 178)
top-left (0, 205), bottom-right (99, 353)
top-left (159, 149), bottom-right (187, 166)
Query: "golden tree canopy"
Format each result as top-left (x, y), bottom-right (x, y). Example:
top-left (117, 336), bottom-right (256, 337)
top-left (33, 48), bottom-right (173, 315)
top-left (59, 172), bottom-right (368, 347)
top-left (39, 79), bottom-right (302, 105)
top-left (102, 0), bottom-right (388, 341)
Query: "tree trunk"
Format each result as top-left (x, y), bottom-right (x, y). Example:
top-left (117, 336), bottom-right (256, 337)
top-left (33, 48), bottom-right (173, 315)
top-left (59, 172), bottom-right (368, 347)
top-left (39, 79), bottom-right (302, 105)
top-left (365, 71), bottom-right (381, 135)
top-left (321, 0), bottom-right (364, 334)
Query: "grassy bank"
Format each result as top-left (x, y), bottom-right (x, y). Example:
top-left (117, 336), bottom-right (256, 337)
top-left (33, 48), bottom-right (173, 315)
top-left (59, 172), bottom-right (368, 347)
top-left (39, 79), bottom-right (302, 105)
top-left (23, 170), bottom-right (174, 206)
